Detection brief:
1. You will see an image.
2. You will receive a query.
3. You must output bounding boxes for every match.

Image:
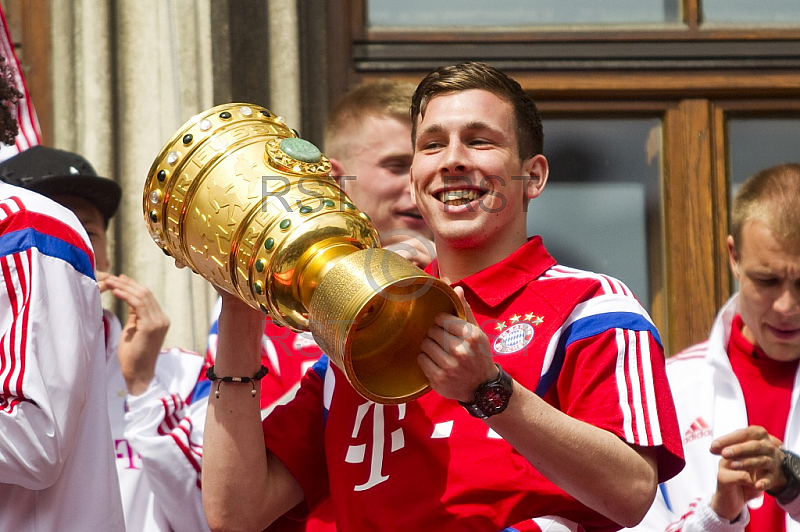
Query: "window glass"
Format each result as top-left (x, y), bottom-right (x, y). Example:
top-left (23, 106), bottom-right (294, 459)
top-left (528, 118), bottom-right (662, 309)
top-left (367, 0), bottom-right (680, 28)
top-left (728, 117), bottom-right (800, 192)
top-left (703, 0), bottom-right (800, 25)
top-left (727, 116), bottom-right (800, 293)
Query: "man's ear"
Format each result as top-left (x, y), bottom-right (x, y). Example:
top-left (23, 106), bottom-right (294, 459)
top-left (524, 154), bottom-right (549, 200)
top-left (329, 158), bottom-right (346, 186)
top-left (409, 168), bottom-right (417, 206)
top-left (727, 234), bottom-right (740, 280)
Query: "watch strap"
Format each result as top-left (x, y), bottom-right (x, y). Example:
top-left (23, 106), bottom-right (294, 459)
top-left (767, 450), bottom-right (800, 504)
top-left (458, 363), bottom-right (513, 419)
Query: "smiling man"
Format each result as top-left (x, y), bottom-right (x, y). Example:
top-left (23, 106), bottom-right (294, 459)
top-left (201, 62), bottom-right (684, 532)
top-left (630, 163), bottom-right (800, 532)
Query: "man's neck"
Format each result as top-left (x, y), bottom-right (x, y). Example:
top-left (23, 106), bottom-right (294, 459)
top-left (435, 237), bottom-right (526, 283)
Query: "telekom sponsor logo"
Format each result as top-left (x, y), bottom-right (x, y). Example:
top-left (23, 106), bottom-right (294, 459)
top-left (682, 416), bottom-right (712, 444)
top-left (114, 438), bottom-right (142, 470)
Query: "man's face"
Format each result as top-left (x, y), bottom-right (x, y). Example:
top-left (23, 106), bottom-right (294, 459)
top-left (410, 89), bottom-right (546, 253)
top-left (728, 219), bottom-right (800, 361)
top-left (335, 114), bottom-right (431, 241)
top-left (52, 194), bottom-right (110, 273)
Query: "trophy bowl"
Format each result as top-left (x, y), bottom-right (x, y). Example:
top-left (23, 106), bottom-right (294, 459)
top-left (143, 103), bottom-right (464, 404)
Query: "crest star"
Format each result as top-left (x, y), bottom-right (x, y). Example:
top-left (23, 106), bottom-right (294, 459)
top-left (509, 314), bottom-right (521, 323)
top-left (494, 322), bottom-right (506, 331)
top-left (524, 312), bottom-right (535, 321)
top-left (531, 315), bottom-right (544, 325)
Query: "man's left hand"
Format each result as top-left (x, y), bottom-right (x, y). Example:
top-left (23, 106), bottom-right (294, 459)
top-left (417, 285), bottom-right (496, 403)
top-left (99, 272), bottom-right (170, 395)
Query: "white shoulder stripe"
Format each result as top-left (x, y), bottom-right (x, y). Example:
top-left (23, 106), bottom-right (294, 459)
top-left (542, 265), bottom-right (634, 297)
top-left (570, 293), bottom-right (654, 326)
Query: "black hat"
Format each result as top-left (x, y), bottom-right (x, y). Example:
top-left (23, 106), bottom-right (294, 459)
top-left (0, 145), bottom-right (122, 224)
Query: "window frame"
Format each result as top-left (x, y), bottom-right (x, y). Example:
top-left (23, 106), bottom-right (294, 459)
top-left (322, 0), bottom-right (800, 354)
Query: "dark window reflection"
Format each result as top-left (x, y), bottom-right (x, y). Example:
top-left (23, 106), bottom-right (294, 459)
top-left (529, 118), bottom-right (662, 309)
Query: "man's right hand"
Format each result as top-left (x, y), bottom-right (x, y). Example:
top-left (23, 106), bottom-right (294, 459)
top-left (710, 425), bottom-right (785, 521)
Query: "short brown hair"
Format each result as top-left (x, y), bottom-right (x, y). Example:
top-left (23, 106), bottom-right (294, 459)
top-left (324, 79), bottom-right (416, 161)
top-left (730, 163), bottom-right (800, 249)
top-left (410, 61), bottom-right (543, 160)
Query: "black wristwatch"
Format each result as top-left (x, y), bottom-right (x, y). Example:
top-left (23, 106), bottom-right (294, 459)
top-left (767, 450), bottom-right (800, 504)
top-left (458, 364), bottom-right (513, 419)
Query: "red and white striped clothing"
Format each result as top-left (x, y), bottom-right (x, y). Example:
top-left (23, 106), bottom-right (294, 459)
top-left (262, 237), bottom-right (684, 531)
top-left (0, 183), bottom-right (124, 531)
top-left (105, 309), bottom-right (211, 532)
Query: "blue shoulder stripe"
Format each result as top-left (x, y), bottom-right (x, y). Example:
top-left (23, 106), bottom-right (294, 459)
top-left (535, 311), bottom-right (661, 397)
top-left (566, 311), bottom-right (661, 348)
top-left (0, 227), bottom-right (95, 279)
top-left (312, 354), bottom-right (329, 378)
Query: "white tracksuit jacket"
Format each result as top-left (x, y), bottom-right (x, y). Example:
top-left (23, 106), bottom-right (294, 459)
top-left (0, 184), bottom-right (125, 531)
top-left (627, 295), bottom-right (800, 532)
top-left (105, 310), bottom-right (212, 532)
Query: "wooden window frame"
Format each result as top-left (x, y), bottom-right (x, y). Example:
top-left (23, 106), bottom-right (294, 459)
top-left (320, 0), bottom-right (800, 354)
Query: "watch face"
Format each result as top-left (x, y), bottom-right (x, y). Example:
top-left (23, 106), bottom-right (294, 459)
top-left (478, 384), bottom-right (512, 413)
top-left (459, 364), bottom-right (514, 418)
top-left (787, 452), bottom-right (800, 478)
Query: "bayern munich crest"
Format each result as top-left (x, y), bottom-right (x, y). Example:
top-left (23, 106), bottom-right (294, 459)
top-left (492, 313), bottom-right (543, 354)
top-left (494, 323), bottom-right (534, 354)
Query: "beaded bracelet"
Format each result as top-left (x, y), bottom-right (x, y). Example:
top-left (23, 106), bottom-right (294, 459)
top-left (206, 364), bottom-right (269, 399)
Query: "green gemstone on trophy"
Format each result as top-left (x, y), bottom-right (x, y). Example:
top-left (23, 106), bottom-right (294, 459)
top-left (280, 138), bottom-right (322, 163)
top-left (323, 199), bottom-right (335, 208)
top-left (255, 258), bottom-right (265, 272)
top-left (264, 237), bottom-right (274, 250)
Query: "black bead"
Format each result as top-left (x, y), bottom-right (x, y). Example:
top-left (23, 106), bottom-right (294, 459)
top-left (182, 134), bottom-right (193, 144)
top-left (220, 111), bottom-right (232, 119)
top-left (157, 170), bottom-right (166, 182)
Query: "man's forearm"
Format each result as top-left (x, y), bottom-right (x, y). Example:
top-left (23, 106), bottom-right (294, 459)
top-left (202, 297), bottom-right (272, 530)
top-left (202, 295), bottom-right (304, 530)
top-left (487, 382), bottom-right (658, 528)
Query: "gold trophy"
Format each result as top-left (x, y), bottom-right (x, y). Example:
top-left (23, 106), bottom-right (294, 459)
top-left (143, 103), bottom-right (464, 404)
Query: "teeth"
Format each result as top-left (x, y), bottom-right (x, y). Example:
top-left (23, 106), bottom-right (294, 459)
top-left (439, 190), bottom-right (479, 204)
